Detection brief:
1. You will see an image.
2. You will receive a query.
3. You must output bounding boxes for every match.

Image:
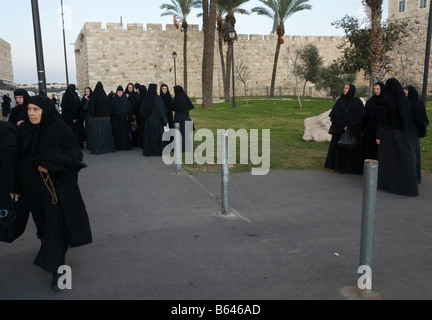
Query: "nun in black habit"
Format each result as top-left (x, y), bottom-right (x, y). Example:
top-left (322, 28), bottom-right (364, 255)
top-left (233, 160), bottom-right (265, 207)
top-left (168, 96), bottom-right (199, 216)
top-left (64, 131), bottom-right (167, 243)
top-left (139, 83), bottom-right (168, 157)
top-left (325, 84), bottom-right (365, 174)
top-left (0, 121), bottom-right (16, 209)
top-left (111, 86), bottom-right (133, 151)
top-left (86, 82), bottom-right (115, 155)
top-left (362, 82), bottom-right (385, 161)
top-left (10, 95), bottom-right (92, 290)
top-left (61, 84), bottom-right (85, 149)
top-left (376, 78), bottom-right (418, 196)
top-left (171, 85), bottom-right (195, 153)
top-left (160, 84), bottom-right (174, 128)
top-left (9, 89), bottom-right (30, 127)
top-left (405, 85), bottom-right (429, 183)
top-left (135, 84), bottom-right (147, 148)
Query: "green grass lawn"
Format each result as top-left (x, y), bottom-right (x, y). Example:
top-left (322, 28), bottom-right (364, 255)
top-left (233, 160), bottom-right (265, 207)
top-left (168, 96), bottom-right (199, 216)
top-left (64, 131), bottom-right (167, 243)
top-left (183, 98), bottom-right (432, 175)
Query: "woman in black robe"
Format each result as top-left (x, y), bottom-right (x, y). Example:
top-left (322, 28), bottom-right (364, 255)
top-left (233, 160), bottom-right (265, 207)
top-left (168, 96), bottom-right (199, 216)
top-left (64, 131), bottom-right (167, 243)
top-left (111, 86), bottom-right (133, 151)
top-left (376, 78), bottom-right (418, 196)
top-left (0, 121), bottom-right (16, 209)
top-left (9, 89), bottom-right (30, 128)
top-left (86, 82), bottom-right (115, 155)
top-left (81, 86), bottom-right (93, 150)
top-left (60, 84), bottom-right (85, 149)
top-left (125, 82), bottom-right (139, 114)
top-left (139, 83), bottom-right (167, 157)
top-left (171, 85), bottom-right (195, 153)
top-left (160, 84), bottom-right (174, 129)
top-left (135, 84), bottom-right (147, 148)
top-left (325, 84), bottom-right (365, 174)
top-left (362, 82), bottom-right (385, 161)
top-left (10, 95), bottom-right (92, 290)
top-left (404, 85), bottom-right (429, 183)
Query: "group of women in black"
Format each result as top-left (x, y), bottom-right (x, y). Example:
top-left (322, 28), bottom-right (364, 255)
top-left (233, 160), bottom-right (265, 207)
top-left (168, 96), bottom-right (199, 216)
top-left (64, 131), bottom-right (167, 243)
top-left (59, 82), bottom-right (194, 157)
top-left (325, 79), bottom-right (429, 196)
top-left (1, 81), bottom-right (194, 291)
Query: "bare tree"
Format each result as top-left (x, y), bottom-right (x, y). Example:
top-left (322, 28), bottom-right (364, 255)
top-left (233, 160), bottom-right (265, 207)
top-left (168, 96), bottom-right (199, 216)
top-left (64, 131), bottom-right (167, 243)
top-left (234, 57), bottom-right (251, 104)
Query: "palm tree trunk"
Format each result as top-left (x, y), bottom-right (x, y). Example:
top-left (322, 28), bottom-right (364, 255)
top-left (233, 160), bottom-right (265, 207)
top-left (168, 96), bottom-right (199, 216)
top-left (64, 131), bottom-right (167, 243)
top-left (201, 0), bottom-right (217, 109)
top-left (183, 27), bottom-right (188, 94)
top-left (367, 0), bottom-right (385, 88)
top-left (270, 39), bottom-right (281, 99)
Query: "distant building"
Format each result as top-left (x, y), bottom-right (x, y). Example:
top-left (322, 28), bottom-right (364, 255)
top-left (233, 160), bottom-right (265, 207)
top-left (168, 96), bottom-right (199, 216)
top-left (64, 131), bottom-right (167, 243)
top-left (0, 37), bottom-right (14, 81)
top-left (388, 0), bottom-right (431, 91)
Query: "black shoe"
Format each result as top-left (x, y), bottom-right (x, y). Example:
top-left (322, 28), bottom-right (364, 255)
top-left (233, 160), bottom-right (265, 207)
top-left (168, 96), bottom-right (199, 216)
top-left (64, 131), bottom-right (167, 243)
top-left (51, 273), bottom-right (61, 291)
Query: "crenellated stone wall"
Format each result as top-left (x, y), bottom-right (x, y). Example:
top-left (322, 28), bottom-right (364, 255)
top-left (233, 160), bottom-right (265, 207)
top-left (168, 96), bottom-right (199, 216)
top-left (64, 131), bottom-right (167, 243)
top-left (74, 22), bottom-right (358, 98)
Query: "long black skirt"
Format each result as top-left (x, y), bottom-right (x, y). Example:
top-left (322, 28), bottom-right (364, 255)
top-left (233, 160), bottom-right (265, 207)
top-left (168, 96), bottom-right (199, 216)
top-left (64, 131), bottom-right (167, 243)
top-left (32, 203), bottom-right (68, 274)
top-left (377, 129), bottom-right (418, 196)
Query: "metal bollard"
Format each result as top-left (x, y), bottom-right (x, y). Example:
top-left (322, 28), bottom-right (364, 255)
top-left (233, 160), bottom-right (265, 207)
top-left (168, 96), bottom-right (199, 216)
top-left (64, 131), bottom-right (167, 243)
top-left (359, 159), bottom-right (379, 292)
top-left (221, 130), bottom-right (229, 214)
top-left (174, 123), bottom-right (182, 174)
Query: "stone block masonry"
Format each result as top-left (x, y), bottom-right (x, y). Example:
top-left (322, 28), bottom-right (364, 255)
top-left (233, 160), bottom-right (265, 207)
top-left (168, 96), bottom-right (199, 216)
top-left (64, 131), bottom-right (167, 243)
top-left (74, 22), bottom-right (354, 98)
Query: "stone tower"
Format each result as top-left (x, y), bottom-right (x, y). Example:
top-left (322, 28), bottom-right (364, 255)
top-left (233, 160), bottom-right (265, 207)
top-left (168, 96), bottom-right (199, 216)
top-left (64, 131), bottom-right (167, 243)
top-left (387, 0), bottom-right (431, 91)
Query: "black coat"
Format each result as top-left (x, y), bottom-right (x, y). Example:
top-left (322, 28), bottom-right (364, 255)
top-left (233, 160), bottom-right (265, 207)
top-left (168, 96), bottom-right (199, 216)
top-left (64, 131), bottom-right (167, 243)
top-left (139, 84), bottom-right (167, 156)
top-left (325, 86), bottom-right (365, 174)
top-left (111, 93), bottom-right (133, 150)
top-left (11, 101), bottom-right (92, 248)
top-left (0, 121), bottom-right (16, 208)
top-left (376, 79), bottom-right (418, 196)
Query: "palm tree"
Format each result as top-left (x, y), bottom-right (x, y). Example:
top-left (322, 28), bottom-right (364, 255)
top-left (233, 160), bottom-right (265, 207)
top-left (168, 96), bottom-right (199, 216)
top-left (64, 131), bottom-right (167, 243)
top-left (160, 0), bottom-right (201, 94)
top-left (364, 0), bottom-right (385, 87)
top-left (218, 0), bottom-right (250, 102)
top-left (201, 0), bottom-right (217, 108)
top-left (252, 0), bottom-right (311, 98)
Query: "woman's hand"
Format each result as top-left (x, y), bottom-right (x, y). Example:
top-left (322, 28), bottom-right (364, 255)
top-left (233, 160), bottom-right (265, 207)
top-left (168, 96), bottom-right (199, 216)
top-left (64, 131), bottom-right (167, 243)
top-left (10, 193), bottom-right (20, 202)
top-left (38, 166), bottom-right (49, 174)
top-left (376, 139), bottom-right (381, 145)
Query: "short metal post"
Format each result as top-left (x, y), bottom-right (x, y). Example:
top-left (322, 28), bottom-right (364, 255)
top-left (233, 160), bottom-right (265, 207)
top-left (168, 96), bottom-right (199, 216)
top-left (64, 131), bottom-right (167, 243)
top-left (174, 123), bottom-right (182, 174)
top-left (359, 159), bottom-right (379, 292)
top-left (221, 130), bottom-right (229, 214)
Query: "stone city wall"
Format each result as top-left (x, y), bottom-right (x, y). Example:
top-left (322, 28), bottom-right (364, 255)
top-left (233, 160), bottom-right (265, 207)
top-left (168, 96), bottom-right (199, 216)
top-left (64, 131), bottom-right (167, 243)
top-left (74, 22), bottom-right (366, 98)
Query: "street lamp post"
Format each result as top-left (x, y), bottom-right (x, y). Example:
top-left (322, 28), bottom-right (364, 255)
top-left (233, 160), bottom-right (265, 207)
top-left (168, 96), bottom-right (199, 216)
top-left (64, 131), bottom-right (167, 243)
top-left (31, 0), bottom-right (47, 95)
top-left (61, 0), bottom-right (69, 86)
top-left (229, 27), bottom-right (237, 108)
top-left (422, 0), bottom-right (432, 104)
top-left (172, 51), bottom-right (177, 86)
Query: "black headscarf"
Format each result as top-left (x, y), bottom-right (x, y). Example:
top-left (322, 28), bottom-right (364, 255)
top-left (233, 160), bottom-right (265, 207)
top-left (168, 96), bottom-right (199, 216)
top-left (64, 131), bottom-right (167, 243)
top-left (340, 84), bottom-right (356, 105)
top-left (172, 85), bottom-right (194, 113)
top-left (112, 86), bottom-right (132, 115)
top-left (14, 89), bottom-right (31, 106)
top-left (61, 84), bottom-right (80, 113)
top-left (137, 85), bottom-right (147, 109)
top-left (23, 95), bottom-right (57, 155)
top-left (382, 78), bottom-right (412, 131)
top-left (406, 85), bottom-right (429, 136)
top-left (139, 83), bottom-right (158, 120)
top-left (365, 82), bottom-right (385, 118)
top-left (160, 84), bottom-right (173, 110)
top-left (87, 82), bottom-right (113, 117)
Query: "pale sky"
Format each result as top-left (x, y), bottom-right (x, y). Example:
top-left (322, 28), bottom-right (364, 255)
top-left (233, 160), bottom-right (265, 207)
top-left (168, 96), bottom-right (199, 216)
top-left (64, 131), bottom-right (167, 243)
top-left (0, 0), bottom-right (389, 85)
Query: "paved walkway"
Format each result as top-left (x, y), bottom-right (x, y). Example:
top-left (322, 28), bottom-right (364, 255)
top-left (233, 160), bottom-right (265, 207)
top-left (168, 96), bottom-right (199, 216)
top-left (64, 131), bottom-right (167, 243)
top-left (1, 147), bottom-right (431, 300)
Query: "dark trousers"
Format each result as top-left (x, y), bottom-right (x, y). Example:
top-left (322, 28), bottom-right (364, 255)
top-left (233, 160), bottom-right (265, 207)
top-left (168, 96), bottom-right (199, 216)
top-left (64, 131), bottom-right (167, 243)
top-left (33, 203), bottom-right (68, 274)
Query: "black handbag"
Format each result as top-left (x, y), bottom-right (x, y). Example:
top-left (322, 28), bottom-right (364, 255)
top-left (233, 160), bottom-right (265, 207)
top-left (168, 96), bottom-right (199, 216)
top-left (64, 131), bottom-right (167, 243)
top-left (337, 128), bottom-right (357, 151)
top-left (0, 199), bottom-right (30, 243)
